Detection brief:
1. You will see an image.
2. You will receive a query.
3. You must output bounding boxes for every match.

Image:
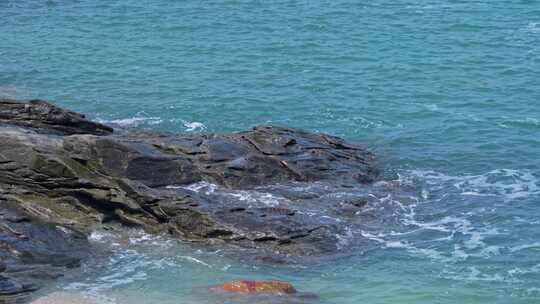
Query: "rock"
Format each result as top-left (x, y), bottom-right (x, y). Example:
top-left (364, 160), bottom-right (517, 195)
top-left (0, 260), bottom-right (6, 273)
top-left (0, 99), bottom-right (378, 302)
top-left (0, 203), bottom-right (89, 302)
top-left (0, 277), bottom-right (24, 296)
top-left (0, 99), bottom-right (113, 136)
top-left (210, 280), bottom-right (296, 295)
top-left (331, 198), bottom-right (371, 217)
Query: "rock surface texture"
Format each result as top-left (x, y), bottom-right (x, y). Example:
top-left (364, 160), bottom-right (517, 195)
top-left (0, 99), bottom-right (376, 302)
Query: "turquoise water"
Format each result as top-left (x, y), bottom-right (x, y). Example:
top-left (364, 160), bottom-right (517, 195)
top-left (2, 1), bottom-right (540, 303)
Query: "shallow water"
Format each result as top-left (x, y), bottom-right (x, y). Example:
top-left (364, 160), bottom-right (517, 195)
top-left (2, 0), bottom-right (540, 303)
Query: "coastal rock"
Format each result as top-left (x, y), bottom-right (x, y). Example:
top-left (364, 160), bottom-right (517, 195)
top-left (0, 99), bottom-right (377, 302)
top-left (0, 99), bottom-right (113, 136)
top-left (0, 202), bottom-right (89, 302)
top-left (210, 280), bottom-right (296, 295)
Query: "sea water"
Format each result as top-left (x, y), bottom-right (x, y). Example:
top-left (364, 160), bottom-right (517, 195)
top-left (1, 1), bottom-right (540, 303)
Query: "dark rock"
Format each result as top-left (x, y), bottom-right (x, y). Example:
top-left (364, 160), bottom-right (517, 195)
top-left (0, 99), bottom-right (378, 302)
top-left (0, 99), bottom-right (113, 136)
top-left (331, 199), bottom-right (370, 217)
top-left (125, 156), bottom-right (200, 187)
top-left (0, 277), bottom-right (23, 296)
top-left (0, 203), bottom-right (89, 302)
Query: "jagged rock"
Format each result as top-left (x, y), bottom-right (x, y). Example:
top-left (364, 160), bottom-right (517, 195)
top-left (0, 99), bottom-right (377, 302)
top-left (0, 99), bottom-right (113, 136)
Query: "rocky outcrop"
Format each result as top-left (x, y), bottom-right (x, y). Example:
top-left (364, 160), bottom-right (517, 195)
top-left (0, 200), bottom-right (89, 303)
top-left (0, 100), bottom-right (112, 136)
top-left (0, 99), bottom-right (376, 302)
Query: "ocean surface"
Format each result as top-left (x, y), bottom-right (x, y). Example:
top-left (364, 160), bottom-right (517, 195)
top-left (2, 1), bottom-right (540, 303)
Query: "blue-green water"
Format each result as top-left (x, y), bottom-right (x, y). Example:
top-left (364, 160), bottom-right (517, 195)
top-left (2, 1), bottom-right (540, 303)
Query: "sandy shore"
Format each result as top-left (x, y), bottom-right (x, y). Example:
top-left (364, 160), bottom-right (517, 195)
top-left (30, 292), bottom-right (100, 304)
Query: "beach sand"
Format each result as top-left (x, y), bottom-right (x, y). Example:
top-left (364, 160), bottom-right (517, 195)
top-left (30, 292), bottom-right (99, 304)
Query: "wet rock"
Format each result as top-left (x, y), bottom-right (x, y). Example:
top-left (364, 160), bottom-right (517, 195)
top-left (0, 204), bottom-right (89, 303)
top-left (210, 280), bottom-right (296, 295)
top-left (0, 99), bottom-right (378, 302)
top-left (0, 99), bottom-right (112, 136)
top-left (0, 277), bottom-right (24, 296)
top-left (331, 199), bottom-right (370, 217)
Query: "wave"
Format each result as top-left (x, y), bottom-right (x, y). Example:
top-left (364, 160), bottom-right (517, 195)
top-left (407, 168), bottom-right (539, 201)
top-left (356, 169), bottom-right (539, 267)
top-left (96, 115), bottom-right (206, 132)
top-left (170, 168), bottom-right (539, 263)
top-left (64, 168), bottom-right (540, 301)
top-left (509, 242), bottom-right (540, 253)
top-left (526, 22), bottom-right (540, 33)
top-left (168, 181), bottom-right (288, 207)
top-left (95, 116), bottom-right (163, 128)
top-left (63, 230), bottom-right (184, 303)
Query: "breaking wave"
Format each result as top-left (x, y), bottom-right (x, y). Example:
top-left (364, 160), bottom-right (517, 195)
top-left (96, 114), bottom-right (206, 132)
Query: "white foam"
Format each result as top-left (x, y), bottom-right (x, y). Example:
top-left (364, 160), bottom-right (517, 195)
top-left (452, 244), bottom-right (469, 260)
top-left (370, 168), bottom-right (539, 267)
top-left (462, 266), bottom-right (505, 282)
top-left (509, 242), bottom-right (540, 253)
top-left (96, 116), bottom-right (162, 127)
top-left (171, 182), bottom-right (288, 207)
top-left (526, 22), bottom-right (540, 33)
top-left (375, 236), bottom-right (451, 262)
top-left (230, 191), bottom-right (283, 207)
top-left (89, 230), bottom-right (115, 243)
top-left (96, 115), bottom-right (206, 132)
top-left (361, 170), bottom-right (519, 263)
top-left (441, 265), bottom-right (523, 284)
top-left (401, 212), bottom-right (503, 260)
top-left (179, 256), bottom-right (212, 268)
top-left (508, 264), bottom-right (540, 276)
top-left (65, 236), bottom-right (178, 300)
top-left (336, 226), bottom-right (354, 249)
top-left (182, 121), bottom-right (206, 132)
top-left (407, 169), bottom-right (540, 201)
top-left (168, 181), bottom-right (217, 195)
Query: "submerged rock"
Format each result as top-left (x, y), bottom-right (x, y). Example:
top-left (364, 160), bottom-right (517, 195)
top-left (0, 99), bottom-right (377, 302)
top-left (210, 280), bottom-right (296, 295)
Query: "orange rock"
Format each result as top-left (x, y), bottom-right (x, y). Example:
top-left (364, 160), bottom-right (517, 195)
top-left (211, 280), bottom-right (296, 295)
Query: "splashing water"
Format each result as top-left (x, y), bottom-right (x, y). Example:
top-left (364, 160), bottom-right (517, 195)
top-left (37, 168), bottom-right (540, 304)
